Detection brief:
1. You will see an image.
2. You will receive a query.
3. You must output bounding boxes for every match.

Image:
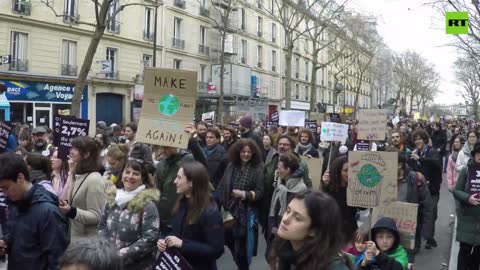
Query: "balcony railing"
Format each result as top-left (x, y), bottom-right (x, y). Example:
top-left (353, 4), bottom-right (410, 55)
top-left (12, 0), bottom-right (31, 15)
top-left (143, 30), bottom-right (154, 41)
top-left (106, 20), bottom-right (120, 33)
top-left (63, 13), bottom-right (80, 24)
top-left (198, 44), bottom-right (210, 55)
top-left (174, 0), bottom-right (186, 9)
top-left (200, 7), bottom-right (210, 17)
top-left (61, 64), bottom-right (78, 76)
top-left (9, 59), bottom-right (28, 72)
top-left (105, 70), bottom-right (119, 80)
top-left (172, 38), bottom-right (185, 49)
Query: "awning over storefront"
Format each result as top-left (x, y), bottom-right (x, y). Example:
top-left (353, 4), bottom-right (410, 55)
top-left (0, 80), bottom-right (88, 119)
top-left (0, 94), bottom-right (10, 121)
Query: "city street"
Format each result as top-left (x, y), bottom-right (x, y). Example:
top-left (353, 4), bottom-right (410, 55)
top-left (218, 173), bottom-right (455, 270)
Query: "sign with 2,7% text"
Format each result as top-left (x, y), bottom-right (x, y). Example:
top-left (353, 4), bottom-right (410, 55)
top-left (53, 116), bottom-right (90, 160)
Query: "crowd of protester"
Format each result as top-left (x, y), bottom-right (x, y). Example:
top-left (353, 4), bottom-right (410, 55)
top-left (0, 115), bottom-right (477, 270)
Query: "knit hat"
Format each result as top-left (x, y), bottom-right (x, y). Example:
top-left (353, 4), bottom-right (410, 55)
top-left (96, 121), bottom-right (107, 130)
top-left (239, 115), bottom-right (253, 129)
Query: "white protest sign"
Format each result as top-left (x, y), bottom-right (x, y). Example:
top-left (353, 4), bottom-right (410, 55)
top-left (202, 111), bottom-right (215, 121)
top-left (392, 115), bottom-right (400, 125)
top-left (320, 122), bottom-right (349, 143)
top-left (279, 110), bottom-right (305, 127)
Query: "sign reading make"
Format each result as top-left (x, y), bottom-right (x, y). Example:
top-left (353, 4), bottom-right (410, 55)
top-left (53, 116), bottom-right (90, 160)
top-left (137, 68), bottom-right (197, 149)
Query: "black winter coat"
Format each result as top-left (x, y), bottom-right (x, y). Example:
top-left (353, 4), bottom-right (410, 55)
top-left (410, 146), bottom-right (443, 195)
top-left (431, 130), bottom-right (447, 156)
top-left (168, 198), bottom-right (224, 270)
top-left (3, 184), bottom-right (68, 270)
top-left (203, 144), bottom-right (228, 188)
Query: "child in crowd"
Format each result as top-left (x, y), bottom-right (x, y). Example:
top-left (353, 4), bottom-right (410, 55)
top-left (356, 217), bottom-right (408, 270)
top-left (345, 228), bottom-right (368, 257)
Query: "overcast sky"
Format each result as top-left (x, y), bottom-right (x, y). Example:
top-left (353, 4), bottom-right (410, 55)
top-left (346, 0), bottom-right (463, 105)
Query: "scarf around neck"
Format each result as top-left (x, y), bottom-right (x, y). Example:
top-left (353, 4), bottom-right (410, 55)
top-left (115, 185), bottom-right (146, 208)
top-left (295, 143), bottom-right (313, 156)
top-left (269, 176), bottom-right (307, 218)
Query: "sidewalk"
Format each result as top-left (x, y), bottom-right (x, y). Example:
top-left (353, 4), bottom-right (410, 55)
top-left (448, 217), bottom-right (458, 270)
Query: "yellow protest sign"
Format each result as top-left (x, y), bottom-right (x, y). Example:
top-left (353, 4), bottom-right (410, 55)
top-left (137, 68), bottom-right (197, 148)
top-left (347, 151), bottom-right (398, 208)
top-left (372, 202), bottom-right (418, 249)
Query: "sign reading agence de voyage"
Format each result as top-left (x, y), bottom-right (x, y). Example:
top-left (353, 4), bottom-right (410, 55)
top-left (137, 68), bottom-right (197, 149)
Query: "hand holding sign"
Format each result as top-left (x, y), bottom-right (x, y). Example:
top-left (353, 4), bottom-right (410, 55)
top-left (468, 193), bottom-right (480, 206)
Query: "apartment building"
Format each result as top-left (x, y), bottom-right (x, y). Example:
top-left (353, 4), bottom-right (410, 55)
top-left (0, 0), bottom-right (372, 127)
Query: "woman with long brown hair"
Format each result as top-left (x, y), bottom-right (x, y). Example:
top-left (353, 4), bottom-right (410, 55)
top-left (275, 190), bottom-right (352, 270)
top-left (59, 136), bottom-right (105, 241)
top-left (157, 161), bottom-right (224, 270)
top-left (216, 138), bottom-right (264, 270)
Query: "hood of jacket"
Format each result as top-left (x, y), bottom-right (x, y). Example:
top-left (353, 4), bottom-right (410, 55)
top-left (462, 142), bottom-right (473, 157)
top-left (16, 183), bottom-right (58, 212)
top-left (106, 186), bottom-right (160, 213)
top-left (371, 217), bottom-right (400, 253)
top-left (30, 169), bottom-right (50, 184)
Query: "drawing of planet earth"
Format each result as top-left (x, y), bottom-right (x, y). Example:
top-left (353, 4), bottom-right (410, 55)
top-left (357, 164), bottom-right (382, 187)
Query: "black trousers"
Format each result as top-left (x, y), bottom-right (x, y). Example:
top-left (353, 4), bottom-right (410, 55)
top-left (457, 242), bottom-right (480, 270)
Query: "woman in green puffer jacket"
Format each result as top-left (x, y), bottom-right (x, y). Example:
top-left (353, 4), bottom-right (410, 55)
top-left (453, 142), bottom-right (480, 270)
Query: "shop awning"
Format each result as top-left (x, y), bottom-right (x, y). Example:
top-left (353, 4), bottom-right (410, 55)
top-left (0, 94), bottom-right (10, 107)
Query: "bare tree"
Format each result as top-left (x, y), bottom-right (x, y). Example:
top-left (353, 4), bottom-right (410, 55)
top-left (273, 0), bottom-right (329, 109)
top-left (303, 0), bottom-right (349, 115)
top-left (370, 45), bottom-right (394, 109)
top-left (41, 0), bottom-right (154, 118)
top-left (199, 0), bottom-right (239, 124)
top-left (342, 13), bottom-right (381, 118)
top-left (430, 0), bottom-right (480, 61)
top-left (455, 55), bottom-right (480, 121)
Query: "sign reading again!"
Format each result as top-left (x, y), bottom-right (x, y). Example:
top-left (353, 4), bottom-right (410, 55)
top-left (137, 68), bottom-right (197, 148)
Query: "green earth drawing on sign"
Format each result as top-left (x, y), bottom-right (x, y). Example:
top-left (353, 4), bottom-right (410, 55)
top-left (158, 94), bottom-right (179, 116)
top-left (357, 164), bottom-right (382, 187)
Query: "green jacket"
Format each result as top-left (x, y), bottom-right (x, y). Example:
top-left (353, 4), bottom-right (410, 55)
top-left (156, 151), bottom-right (194, 227)
top-left (453, 159), bottom-right (480, 245)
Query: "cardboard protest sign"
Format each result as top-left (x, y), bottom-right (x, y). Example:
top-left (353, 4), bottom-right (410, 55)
top-left (301, 156), bottom-right (323, 190)
top-left (357, 109), bottom-right (388, 141)
top-left (154, 248), bottom-right (192, 270)
top-left (0, 122), bottom-right (12, 152)
top-left (371, 202), bottom-right (418, 249)
top-left (53, 116), bottom-right (90, 160)
top-left (347, 151), bottom-right (397, 208)
top-left (271, 111), bottom-right (279, 121)
top-left (304, 120), bottom-right (317, 134)
top-left (279, 110), bottom-right (305, 127)
top-left (320, 122), bottom-right (349, 142)
top-left (137, 68), bottom-right (197, 149)
top-left (467, 166), bottom-right (480, 197)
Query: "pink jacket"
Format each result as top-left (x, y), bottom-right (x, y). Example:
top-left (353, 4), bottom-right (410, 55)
top-left (447, 155), bottom-right (458, 190)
